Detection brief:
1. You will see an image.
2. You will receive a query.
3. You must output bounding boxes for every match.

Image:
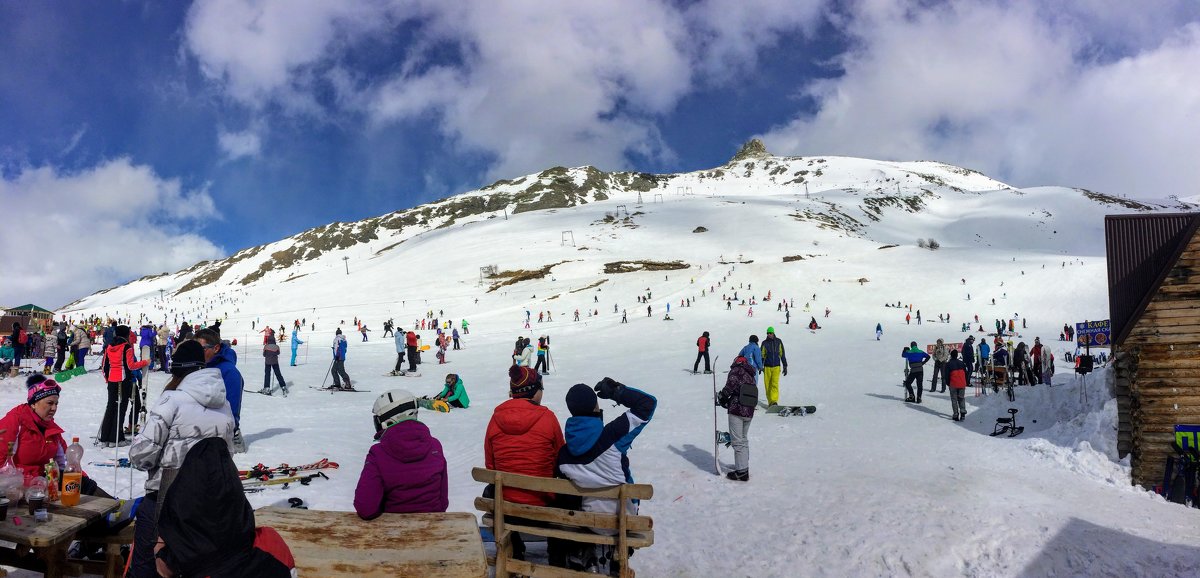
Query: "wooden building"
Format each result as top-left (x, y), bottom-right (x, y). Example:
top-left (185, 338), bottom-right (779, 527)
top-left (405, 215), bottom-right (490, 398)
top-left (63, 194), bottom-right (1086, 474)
top-left (1107, 212), bottom-right (1200, 490)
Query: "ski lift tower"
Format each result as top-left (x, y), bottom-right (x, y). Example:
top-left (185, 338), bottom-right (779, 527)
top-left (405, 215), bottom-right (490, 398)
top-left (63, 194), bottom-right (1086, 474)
top-left (615, 204), bottom-right (629, 217)
top-left (479, 265), bottom-right (498, 286)
top-left (653, 194), bottom-right (664, 203)
top-left (561, 231), bottom-right (576, 247)
top-left (343, 256), bottom-right (350, 275)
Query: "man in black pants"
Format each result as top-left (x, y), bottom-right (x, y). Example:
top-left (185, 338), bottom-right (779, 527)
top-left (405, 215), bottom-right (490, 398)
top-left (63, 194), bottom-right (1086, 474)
top-left (902, 342), bottom-right (930, 403)
top-left (693, 331), bottom-right (711, 374)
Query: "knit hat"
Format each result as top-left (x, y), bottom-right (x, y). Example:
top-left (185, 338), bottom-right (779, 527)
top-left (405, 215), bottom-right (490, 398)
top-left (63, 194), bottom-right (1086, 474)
top-left (509, 365), bottom-right (542, 398)
top-left (565, 383), bottom-right (598, 417)
top-left (171, 340), bottom-right (207, 377)
top-left (115, 325), bottom-right (131, 340)
top-left (749, 335), bottom-right (759, 344)
top-left (766, 327), bottom-right (775, 334)
top-left (26, 374), bottom-right (47, 388)
top-left (28, 379), bottom-right (61, 404)
top-left (336, 328), bottom-right (342, 335)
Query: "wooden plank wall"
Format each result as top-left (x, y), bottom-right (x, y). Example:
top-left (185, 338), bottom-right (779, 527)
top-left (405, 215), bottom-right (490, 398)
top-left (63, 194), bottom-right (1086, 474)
top-left (1125, 231), bottom-right (1200, 490)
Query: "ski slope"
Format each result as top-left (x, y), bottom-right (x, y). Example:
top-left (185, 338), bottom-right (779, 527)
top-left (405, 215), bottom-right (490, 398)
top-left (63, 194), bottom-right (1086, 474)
top-left (7, 155), bottom-right (1200, 577)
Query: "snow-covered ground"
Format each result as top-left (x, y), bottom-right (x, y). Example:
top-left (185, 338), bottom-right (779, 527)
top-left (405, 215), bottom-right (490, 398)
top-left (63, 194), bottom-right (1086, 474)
top-left (8, 159), bottom-right (1200, 576)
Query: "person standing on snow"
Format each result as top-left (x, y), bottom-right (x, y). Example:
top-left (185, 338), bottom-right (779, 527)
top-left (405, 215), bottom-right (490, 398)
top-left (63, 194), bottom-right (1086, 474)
top-left (946, 350), bottom-right (969, 421)
top-left (929, 338), bottom-right (950, 393)
top-left (760, 328), bottom-right (788, 407)
top-left (693, 331), bottom-right (712, 374)
top-left (261, 334), bottom-right (287, 396)
top-left (717, 356), bottom-right (758, 482)
top-left (390, 329), bottom-right (407, 376)
top-left (962, 335), bottom-right (976, 384)
top-left (1030, 337), bottom-right (1044, 385)
top-left (195, 328), bottom-right (247, 452)
top-left (534, 336), bottom-right (550, 375)
top-left (452, 327), bottom-right (461, 350)
top-left (876, 323), bottom-right (883, 341)
top-left (331, 329), bottom-right (353, 390)
top-left (100, 325), bottom-right (149, 447)
top-left (738, 335), bottom-right (764, 379)
top-left (902, 342), bottom-right (930, 404)
top-left (290, 327), bottom-right (304, 366)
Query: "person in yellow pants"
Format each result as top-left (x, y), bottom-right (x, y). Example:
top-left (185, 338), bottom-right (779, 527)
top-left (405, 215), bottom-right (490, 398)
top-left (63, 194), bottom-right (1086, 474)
top-left (760, 327), bottom-right (788, 406)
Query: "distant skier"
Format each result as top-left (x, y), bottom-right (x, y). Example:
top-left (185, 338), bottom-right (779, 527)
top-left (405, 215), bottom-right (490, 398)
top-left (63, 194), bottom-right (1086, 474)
top-left (290, 327), bottom-right (304, 366)
top-left (534, 336), bottom-right (549, 375)
top-left (876, 323), bottom-right (883, 341)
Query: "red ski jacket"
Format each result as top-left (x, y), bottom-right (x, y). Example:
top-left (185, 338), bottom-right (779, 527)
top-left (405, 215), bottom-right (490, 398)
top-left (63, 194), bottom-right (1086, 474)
top-left (484, 398), bottom-right (564, 506)
top-left (103, 340), bottom-right (149, 383)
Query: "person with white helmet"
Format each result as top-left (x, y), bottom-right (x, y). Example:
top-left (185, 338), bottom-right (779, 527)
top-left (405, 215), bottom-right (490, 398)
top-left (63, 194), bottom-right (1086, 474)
top-left (353, 389), bottom-right (448, 519)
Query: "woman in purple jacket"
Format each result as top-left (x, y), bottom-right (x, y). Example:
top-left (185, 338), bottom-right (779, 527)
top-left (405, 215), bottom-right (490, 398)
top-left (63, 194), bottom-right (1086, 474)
top-left (354, 389), bottom-right (448, 519)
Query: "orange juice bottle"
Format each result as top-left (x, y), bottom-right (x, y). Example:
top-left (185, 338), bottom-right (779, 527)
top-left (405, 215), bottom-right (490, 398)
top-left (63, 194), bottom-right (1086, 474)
top-left (60, 437), bottom-right (84, 507)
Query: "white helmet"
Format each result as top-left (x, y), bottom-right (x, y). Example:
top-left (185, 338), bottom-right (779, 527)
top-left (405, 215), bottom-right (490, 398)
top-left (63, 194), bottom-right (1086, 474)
top-left (372, 389), bottom-right (418, 433)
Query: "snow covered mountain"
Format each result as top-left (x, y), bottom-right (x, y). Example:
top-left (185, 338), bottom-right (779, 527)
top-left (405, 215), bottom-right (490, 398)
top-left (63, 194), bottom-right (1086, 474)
top-left (15, 141), bottom-right (1200, 577)
top-left (60, 139), bottom-right (1190, 320)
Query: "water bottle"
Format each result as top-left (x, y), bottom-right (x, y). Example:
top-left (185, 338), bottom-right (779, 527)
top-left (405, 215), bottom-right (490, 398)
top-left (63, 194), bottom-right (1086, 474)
top-left (61, 437), bottom-right (84, 507)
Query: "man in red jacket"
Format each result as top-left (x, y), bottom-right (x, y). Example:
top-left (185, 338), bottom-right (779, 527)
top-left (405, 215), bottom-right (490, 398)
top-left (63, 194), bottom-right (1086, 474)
top-left (484, 365), bottom-right (564, 559)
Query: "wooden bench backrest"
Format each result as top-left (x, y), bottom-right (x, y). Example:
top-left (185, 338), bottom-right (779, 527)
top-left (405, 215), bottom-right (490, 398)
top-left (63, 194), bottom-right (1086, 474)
top-left (472, 467), bottom-right (654, 578)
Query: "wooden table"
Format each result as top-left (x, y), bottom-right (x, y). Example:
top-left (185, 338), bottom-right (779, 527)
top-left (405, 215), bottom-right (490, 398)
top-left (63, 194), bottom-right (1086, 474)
top-left (255, 507), bottom-right (487, 578)
top-left (0, 494), bottom-right (120, 577)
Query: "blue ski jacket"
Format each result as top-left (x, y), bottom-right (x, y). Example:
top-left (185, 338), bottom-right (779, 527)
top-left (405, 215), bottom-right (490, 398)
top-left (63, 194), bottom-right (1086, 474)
top-left (557, 386), bottom-right (656, 519)
top-left (206, 343), bottom-right (244, 424)
top-left (738, 343), bottom-right (763, 372)
top-left (902, 347), bottom-right (930, 370)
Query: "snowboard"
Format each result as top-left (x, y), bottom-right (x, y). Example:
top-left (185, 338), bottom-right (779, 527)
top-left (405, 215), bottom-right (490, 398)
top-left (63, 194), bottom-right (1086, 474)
top-left (310, 386), bottom-right (371, 393)
top-left (418, 398), bottom-right (452, 413)
top-left (710, 355), bottom-right (723, 475)
top-left (765, 405), bottom-right (817, 417)
top-left (383, 371), bottom-right (423, 378)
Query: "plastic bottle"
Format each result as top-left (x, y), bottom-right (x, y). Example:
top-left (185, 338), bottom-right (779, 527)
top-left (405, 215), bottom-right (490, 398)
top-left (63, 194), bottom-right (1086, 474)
top-left (44, 460), bottom-right (59, 503)
top-left (61, 437), bottom-right (84, 507)
top-left (0, 442), bottom-right (23, 505)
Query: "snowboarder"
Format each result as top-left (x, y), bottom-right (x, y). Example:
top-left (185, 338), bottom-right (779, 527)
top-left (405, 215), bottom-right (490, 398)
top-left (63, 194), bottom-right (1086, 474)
top-left (902, 342), bottom-right (930, 403)
top-left (761, 328), bottom-right (788, 407)
top-left (433, 374), bottom-right (470, 408)
top-left (717, 356), bottom-right (758, 481)
top-left (331, 329), bottom-right (353, 390)
top-left (354, 389), bottom-right (448, 519)
top-left (693, 331), bottom-right (712, 374)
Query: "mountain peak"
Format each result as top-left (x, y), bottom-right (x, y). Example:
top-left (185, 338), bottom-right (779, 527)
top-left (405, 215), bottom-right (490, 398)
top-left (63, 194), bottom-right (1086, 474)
top-left (730, 138), bottom-right (770, 163)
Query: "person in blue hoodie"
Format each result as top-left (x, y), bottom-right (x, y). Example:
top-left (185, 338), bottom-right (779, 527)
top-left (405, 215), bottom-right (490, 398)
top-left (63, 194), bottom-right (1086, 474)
top-left (290, 327), bottom-right (304, 366)
top-left (555, 378), bottom-right (656, 574)
top-left (738, 335), bottom-right (764, 379)
top-left (902, 341), bottom-right (930, 404)
top-left (196, 328), bottom-right (246, 453)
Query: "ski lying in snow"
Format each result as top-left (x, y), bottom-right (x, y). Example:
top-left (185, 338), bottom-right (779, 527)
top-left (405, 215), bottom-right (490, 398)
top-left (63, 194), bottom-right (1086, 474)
top-left (240, 458), bottom-right (339, 481)
top-left (242, 471), bottom-right (328, 491)
top-left (763, 404), bottom-right (817, 417)
top-left (310, 386), bottom-right (371, 393)
top-left (89, 458), bottom-right (132, 468)
top-left (683, 369), bottom-right (713, 375)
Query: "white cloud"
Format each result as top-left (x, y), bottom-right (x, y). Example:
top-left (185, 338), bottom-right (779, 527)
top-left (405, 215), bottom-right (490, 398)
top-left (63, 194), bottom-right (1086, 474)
top-left (184, 0), bottom-right (828, 179)
top-left (218, 128), bottom-right (262, 160)
top-left (0, 159), bottom-right (224, 308)
top-left (760, 0), bottom-right (1200, 198)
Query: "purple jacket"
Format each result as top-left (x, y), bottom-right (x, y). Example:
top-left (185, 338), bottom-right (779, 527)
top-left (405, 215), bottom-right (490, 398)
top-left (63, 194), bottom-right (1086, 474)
top-left (138, 325), bottom-right (156, 348)
top-left (719, 358), bottom-right (758, 419)
top-left (354, 420), bottom-right (448, 519)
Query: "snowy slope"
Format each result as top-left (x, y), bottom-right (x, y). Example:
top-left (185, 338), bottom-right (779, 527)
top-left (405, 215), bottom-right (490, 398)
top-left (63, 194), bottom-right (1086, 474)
top-left (9, 146), bottom-right (1200, 577)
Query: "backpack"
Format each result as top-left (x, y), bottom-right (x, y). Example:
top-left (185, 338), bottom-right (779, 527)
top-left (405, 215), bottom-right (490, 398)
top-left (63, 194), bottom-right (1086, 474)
top-left (17, 329), bottom-right (27, 345)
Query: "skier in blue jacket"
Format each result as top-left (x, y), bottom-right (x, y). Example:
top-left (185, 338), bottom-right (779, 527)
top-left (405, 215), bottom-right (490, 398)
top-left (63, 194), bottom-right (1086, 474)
top-left (901, 342), bottom-right (930, 403)
top-left (332, 328), bottom-right (352, 390)
top-left (290, 328), bottom-right (304, 366)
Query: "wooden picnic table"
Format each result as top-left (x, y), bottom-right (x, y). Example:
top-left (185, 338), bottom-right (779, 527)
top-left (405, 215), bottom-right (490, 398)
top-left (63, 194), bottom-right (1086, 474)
top-left (0, 494), bottom-right (120, 577)
top-left (255, 507), bottom-right (487, 578)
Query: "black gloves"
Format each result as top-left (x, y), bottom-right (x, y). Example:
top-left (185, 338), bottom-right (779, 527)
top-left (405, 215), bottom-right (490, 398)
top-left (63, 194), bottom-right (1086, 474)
top-left (595, 377), bottom-right (625, 400)
top-left (783, 367), bottom-right (788, 376)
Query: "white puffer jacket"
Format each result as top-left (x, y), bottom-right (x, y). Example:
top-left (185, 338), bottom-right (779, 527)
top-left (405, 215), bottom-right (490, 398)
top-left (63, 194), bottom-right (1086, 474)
top-left (130, 368), bottom-right (236, 492)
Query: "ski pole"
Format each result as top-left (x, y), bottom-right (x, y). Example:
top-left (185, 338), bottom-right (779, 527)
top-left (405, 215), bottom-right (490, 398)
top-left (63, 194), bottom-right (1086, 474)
top-left (319, 357), bottom-right (335, 390)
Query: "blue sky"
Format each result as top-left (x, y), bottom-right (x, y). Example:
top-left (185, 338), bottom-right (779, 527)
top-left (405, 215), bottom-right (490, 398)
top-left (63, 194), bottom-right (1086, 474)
top-left (2, 1), bottom-right (1199, 308)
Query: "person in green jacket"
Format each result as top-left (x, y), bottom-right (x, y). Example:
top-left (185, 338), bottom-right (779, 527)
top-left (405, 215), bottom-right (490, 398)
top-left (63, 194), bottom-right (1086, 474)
top-left (434, 373), bottom-right (470, 408)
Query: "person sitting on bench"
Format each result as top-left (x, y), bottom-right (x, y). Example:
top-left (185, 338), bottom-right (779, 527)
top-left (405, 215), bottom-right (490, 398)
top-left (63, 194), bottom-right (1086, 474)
top-left (354, 389), bottom-right (448, 519)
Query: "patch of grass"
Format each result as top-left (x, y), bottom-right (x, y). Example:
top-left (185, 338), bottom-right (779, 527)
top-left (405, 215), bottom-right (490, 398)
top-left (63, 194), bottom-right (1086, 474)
top-left (603, 260), bottom-right (690, 274)
top-left (569, 279), bottom-right (608, 293)
top-left (487, 261), bottom-right (570, 292)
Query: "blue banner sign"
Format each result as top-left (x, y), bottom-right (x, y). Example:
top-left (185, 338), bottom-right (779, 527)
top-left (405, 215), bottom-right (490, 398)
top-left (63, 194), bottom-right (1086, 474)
top-left (1076, 319), bottom-right (1111, 347)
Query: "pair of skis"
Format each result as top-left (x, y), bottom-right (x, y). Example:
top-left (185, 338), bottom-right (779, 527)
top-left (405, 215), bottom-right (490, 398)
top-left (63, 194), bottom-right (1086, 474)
top-left (242, 471), bottom-right (329, 492)
top-left (240, 457), bottom-right (339, 481)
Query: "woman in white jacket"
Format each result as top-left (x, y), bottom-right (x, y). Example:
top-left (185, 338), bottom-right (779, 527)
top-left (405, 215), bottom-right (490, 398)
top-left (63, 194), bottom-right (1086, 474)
top-left (128, 339), bottom-right (236, 578)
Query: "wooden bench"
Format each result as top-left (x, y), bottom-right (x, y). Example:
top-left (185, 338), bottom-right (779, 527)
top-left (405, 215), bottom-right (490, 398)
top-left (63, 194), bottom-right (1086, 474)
top-left (471, 467), bottom-right (653, 578)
